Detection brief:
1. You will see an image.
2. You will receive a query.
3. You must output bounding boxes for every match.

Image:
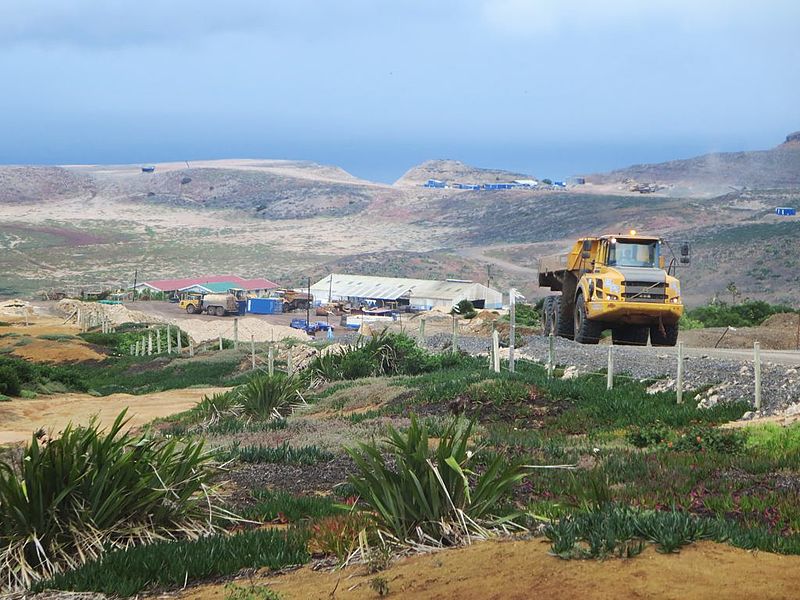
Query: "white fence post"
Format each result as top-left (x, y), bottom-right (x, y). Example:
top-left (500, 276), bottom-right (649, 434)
top-left (547, 333), bottom-right (555, 379)
top-left (676, 341), bottom-right (684, 404)
top-left (166, 324), bottom-right (172, 354)
top-left (607, 345), bottom-right (614, 390)
top-left (754, 341), bottom-right (762, 411)
top-left (492, 329), bottom-right (501, 373)
top-left (508, 288), bottom-right (516, 373)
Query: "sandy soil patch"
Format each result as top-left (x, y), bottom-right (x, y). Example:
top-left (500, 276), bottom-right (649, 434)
top-left (0, 387), bottom-right (227, 445)
top-left (182, 539), bottom-right (800, 600)
top-left (0, 316), bottom-right (106, 363)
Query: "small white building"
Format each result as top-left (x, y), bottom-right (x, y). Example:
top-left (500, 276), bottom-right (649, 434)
top-left (311, 274), bottom-right (502, 310)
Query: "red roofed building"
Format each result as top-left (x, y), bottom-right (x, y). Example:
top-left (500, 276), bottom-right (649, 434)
top-left (135, 275), bottom-right (279, 296)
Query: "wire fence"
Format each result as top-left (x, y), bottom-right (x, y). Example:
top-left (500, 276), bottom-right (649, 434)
top-left (119, 312), bottom-right (766, 411)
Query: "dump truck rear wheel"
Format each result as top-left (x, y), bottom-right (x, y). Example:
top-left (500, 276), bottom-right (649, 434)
top-left (573, 293), bottom-right (603, 344)
top-left (556, 297), bottom-right (574, 340)
top-left (612, 325), bottom-right (649, 346)
top-left (649, 322), bottom-right (679, 347)
top-left (215, 306), bottom-right (226, 317)
top-left (186, 304), bottom-right (196, 314)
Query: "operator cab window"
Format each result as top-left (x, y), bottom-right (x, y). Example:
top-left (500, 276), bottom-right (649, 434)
top-left (608, 240), bottom-right (659, 268)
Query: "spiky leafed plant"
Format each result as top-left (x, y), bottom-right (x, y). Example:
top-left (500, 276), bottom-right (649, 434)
top-left (0, 410), bottom-right (221, 589)
top-left (346, 416), bottom-right (527, 544)
top-left (239, 373), bottom-right (300, 420)
top-left (192, 390), bottom-right (238, 424)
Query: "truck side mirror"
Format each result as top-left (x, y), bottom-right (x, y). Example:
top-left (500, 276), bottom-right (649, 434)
top-left (680, 242), bottom-right (690, 264)
top-left (581, 239), bottom-right (591, 259)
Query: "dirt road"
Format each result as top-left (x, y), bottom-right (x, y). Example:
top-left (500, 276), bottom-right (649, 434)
top-left (0, 387), bottom-right (228, 445)
top-left (183, 538), bottom-right (800, 600)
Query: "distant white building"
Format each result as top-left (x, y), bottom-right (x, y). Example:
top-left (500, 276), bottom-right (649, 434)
top-left (513, 179), bottom-right (539, 187)
top-left (311, 274), bottom-right (502, 310)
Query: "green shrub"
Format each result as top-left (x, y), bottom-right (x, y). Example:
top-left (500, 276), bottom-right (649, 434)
top-left (625, 423), bottom-right (671, 448)
top-left (0, 393), bottom-right (10, 402)
top-left (35, 528), bottom-right (309, 596)
top-left (0, 364), bottom-right (21, 396)
top-left (0, 410), bottom-right (221, 588)
top-left (503, 303), bottom-right (540, 327)
top-left (451, 299), bottom-right (477, 319)
top-left (346, 416), bottom-right (527, 543)
top-left (239, 373), bottom-right (299, 419)
top-left (686, 300), bottom-right (796, 328)
top-left (672, 425), bottom-right (747, 454)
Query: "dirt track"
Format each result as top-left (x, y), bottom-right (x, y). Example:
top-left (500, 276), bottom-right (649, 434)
top-left (0, 387), bottom-right (228, 444)
top-left (183, 538), bottom-right (800, 600)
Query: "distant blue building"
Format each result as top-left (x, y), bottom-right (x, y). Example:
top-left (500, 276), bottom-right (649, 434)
top-left (424, 179), bottom-right (446, 188)
top-left (776, 207), bottom-right (797, 216)
top-left (453, 182), bottom-right (480, 190)
top-left (141, 165), bottom-right (155, 173)
top-left (482, 183), bottom-right (515, 190)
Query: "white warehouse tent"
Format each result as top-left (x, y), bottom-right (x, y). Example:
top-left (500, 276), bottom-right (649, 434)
top-left (310, 274), bottom-right (503, 310)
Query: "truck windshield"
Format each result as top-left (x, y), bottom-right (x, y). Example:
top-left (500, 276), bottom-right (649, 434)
top-left (608, 240), bottom-right (659, 268)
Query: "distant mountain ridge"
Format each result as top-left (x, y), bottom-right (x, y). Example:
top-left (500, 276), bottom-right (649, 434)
top-left (587, 131), bottom-right (800, 189)
top-left (394, 159), bottom-right (534, 187)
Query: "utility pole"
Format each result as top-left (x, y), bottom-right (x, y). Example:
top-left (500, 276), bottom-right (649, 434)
top-left (306, 277), bottom-right (311, 332)
top-left (487, 265), bottom-right (491, 288)
top-left (132, 268), bottom-right (138, 302)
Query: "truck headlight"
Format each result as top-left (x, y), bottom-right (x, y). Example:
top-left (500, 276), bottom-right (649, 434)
top-left (671, 297), bottom-right (681, 304)
top-left (607, 293), bottom-right (618, 301)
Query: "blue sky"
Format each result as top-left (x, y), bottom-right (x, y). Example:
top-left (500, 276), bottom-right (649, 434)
top-left (1, 0), bottom-right (798, 181)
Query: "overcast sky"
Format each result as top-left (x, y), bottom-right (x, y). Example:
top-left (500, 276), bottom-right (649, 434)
top-left (1, 0), bottom-right (798, 181)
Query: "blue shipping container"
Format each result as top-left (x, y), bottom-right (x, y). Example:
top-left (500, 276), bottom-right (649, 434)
top-left (776, 207), bottom-right (797, 216)
top-left (248, 298), bottom-right (283, 314)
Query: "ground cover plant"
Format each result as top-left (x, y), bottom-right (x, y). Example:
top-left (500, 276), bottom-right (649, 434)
top-left (0, 410), bottom-right (223, 588)
top-left (34, 527), bottom-right (309, 596)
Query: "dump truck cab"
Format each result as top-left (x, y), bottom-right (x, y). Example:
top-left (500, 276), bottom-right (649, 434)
top-left (539, 232), bottom-right (687, 346)
top-left (179, 292), bottom-right (205, 314)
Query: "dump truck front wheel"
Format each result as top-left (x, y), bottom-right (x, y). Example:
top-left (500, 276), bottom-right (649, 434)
top-left (573, 293), bottom-right (603, 344)
top-left (186, 304), bottom-right (197, 314)
top-left (649, 322), bottom-right (679, 347)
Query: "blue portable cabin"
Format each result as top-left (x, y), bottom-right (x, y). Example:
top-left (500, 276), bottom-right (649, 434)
top-left (141, 165), bottom-right (155, 173)
top-left (424, 179), bottom-right (446, 188)
top-left (248, 297), bottom-right (283, 314)
top-left (776, 207), bottom-right (797, 216)
top-left (483, 183), bottom-right (514, 190)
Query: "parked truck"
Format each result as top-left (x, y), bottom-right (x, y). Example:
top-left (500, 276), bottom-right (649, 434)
top-left (538, 232), bottom-right (689, 346)
top-left (270, 289), bottom-right (313, 312)
top-left (180, 289), bottom-right (247, 316)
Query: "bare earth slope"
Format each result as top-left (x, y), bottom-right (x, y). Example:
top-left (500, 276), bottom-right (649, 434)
top-left (183, 538), bottom-right (800, 600)
top-left (587, 132), bottom-right (800, 189)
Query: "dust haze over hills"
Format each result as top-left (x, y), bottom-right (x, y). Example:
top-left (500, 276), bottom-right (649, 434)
top-left (0, 133), bottom-right (799, 306)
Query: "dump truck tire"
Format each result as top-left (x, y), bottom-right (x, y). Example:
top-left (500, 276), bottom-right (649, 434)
top-left (573, 293), bottom-right (603, 344)
top-left (215, 306), bottom-right (225, 317)
top-left (556, 297), bottom-right (574, 340)
top-left (612, 325), bottom-right (649, 346)
top-left (649, 322), bottom-right (679, 347)
top-left (186, 304), bottom-right (197, 314)
top-left (542, 297), bottom-right (554, 335)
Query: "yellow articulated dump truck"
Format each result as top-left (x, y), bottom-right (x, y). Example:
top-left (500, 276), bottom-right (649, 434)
top-left (538, 232), bottom-right (689, 346)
